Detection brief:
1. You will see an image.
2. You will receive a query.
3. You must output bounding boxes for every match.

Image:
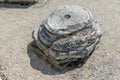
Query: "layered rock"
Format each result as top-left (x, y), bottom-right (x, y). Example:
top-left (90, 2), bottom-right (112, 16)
top-left (32, 5), bottom-right (102, 72)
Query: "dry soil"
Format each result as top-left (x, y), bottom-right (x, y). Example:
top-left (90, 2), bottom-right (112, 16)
top-left (0, 0), bottom-right (120, 80)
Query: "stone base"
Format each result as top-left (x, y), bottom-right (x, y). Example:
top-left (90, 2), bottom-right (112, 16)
top-left (29, 41), bottom-right (95, 73)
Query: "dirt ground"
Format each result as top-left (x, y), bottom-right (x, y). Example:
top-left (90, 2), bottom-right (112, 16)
top-left (0, 0), bottom-right (120, 80)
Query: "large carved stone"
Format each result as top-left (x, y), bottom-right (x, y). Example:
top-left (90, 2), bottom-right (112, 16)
top-left (31, 5), bottom-right (102, 72)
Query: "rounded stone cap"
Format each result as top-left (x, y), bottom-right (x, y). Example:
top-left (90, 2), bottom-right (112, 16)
top-left (46, 5), bottom-right (92, 35)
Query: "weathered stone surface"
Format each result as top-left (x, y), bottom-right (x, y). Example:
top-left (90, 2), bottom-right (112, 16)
top-left (32, 5), bottom-right (102, 72)
top-left (0, 0), bottom-right (38, 3)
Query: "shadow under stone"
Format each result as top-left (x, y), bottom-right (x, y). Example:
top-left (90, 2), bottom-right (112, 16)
top-left (27, 42), bottom-right (60, 75)
top-left (0, 3), bottom-right (35, 8)
top-left (27, 41), bottom-right (94, 75)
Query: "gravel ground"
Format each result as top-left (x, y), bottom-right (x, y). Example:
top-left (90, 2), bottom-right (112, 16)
top-left (0, 0), bottom-right (120, 80)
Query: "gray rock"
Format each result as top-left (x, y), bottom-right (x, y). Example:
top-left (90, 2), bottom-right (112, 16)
top-left (0, 0), bottom-right (38, 3)
top-left (31, 5), bottom-right (102, 72)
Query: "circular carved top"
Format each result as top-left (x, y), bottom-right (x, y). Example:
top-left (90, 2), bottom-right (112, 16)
top-left (46, 5), bottom-right (92, 35)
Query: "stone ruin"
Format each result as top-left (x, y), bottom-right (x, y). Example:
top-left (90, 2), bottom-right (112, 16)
top-left (30, 5), bottom-right (102, 72)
